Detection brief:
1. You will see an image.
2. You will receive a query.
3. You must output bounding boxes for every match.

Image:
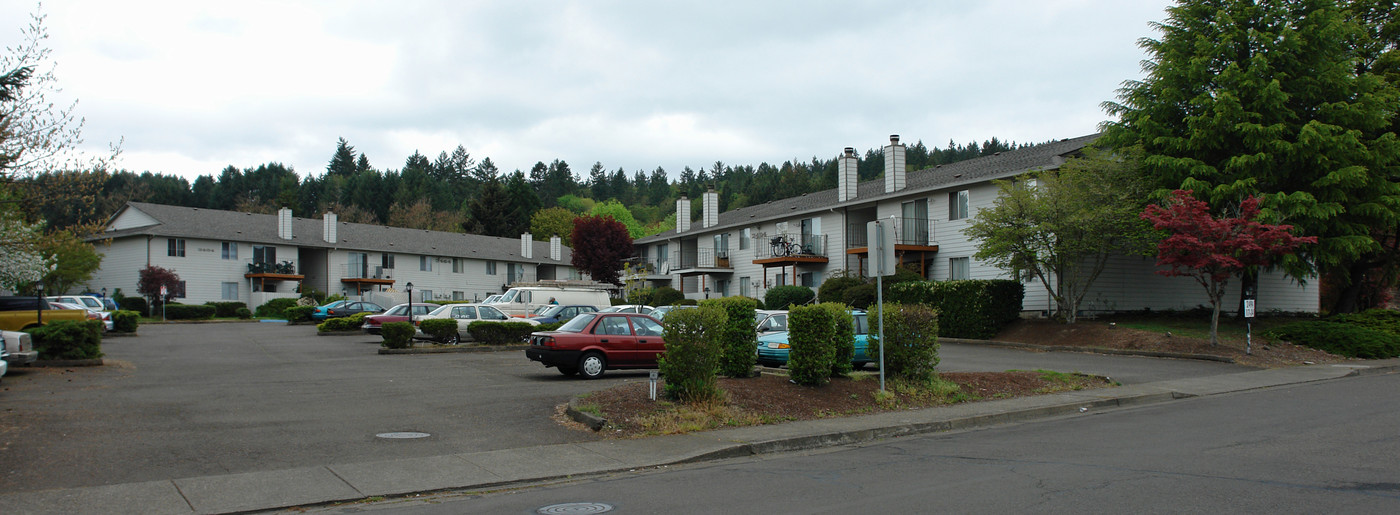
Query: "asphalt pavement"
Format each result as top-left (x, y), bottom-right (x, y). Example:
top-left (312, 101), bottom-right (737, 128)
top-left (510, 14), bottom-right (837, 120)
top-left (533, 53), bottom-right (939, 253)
top-left (0, 322), bottom-right (1393, 514)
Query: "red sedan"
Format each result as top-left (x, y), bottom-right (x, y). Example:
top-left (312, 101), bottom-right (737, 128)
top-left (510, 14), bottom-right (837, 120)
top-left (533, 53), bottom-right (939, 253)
top-left (525, 312), bottom-right (666, 379)
top-left (360, 303), bottom-right (437, 335)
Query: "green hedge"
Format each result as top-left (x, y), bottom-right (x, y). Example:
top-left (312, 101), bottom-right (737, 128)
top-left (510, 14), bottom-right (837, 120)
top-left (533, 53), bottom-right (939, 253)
top-left (381, 322), bottom-right (415, 349)
top-left (255, 298), bottom-right (300, 318)
top-left (111, 310), bottom-right (140, 333)
top-left (658, 305), bottom-right (727, 402)
top-left (236, 307), bottom-right (252, 320)
top-left (118, 297), bottom-right (147, 314)
top-left (163, 303), bottom-right (215, 320)
top-left (818, 275), bottom-right (865, 305)
top-left (867, 303), bottom-right (940, 381)
top-left (283, 306), bottom-right (314, 322)
top-left (418, 318), bottom-right (459, 342)
top-left (885, 280), bottom-right (1023, 339)
top-left (27, 320), bottom-right (104, 360)
top-left (787, 304), bottom-right (835, 386)
top-left (318, 311), bottom-right (369, 332)
top-left (765, 285), bottom-right (815, 311)
top-left (1266, 319), bottom-right (1400, 359)
top-left (468, 321), bottom-right (540, 345)
top-left (842, 283), bottom-right (876, 309)
top-left (701, 296), bottom-right (758, 378)
top-left (204, 301), bottom-right (247, 317)
top-left (822, 303), bottom-right (855, 377)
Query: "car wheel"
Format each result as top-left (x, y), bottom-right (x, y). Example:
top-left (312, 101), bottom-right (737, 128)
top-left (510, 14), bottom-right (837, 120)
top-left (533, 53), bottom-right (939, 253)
top-left (851, 362), bottom-right (867, 370)
top-left (558, 366), bottom-right (578, 376)
top-left (578, 352), bottom-right (606, 379)
top-left (444, 332), bottom-right (460, 345)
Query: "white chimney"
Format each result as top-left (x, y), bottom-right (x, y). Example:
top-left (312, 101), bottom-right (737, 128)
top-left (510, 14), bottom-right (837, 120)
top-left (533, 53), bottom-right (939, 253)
top-left (702, 188), bottom-right (718, 228)
top-left (676, 196), bottom-right (691, 233)
top-left (521, 233), bottom-right (533, 259)
top-left (838, 147), bottom-right (858, 202)
top-left (322, 212), bottom-right (338, 243)
top-left (884, 134), bottom-right (906, 193)
top-left (550, 236), bottom-right (561, 261)
top-left (277, 207), bottom-right (293, 240)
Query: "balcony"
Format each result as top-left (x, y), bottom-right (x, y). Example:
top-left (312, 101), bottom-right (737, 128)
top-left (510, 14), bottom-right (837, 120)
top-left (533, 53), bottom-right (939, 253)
top-left (752, 233), bottom-right (828, 266)
top-left (339, 264), bottom-right (395, 287)
top-left (623, 260), bottom-right (674, 280)
top-left (245, 260), bottom-right (304, 291)
top-left (846, 217), bottom-right (938, 251)
top-left (670, 248), bottom-right (735, 275)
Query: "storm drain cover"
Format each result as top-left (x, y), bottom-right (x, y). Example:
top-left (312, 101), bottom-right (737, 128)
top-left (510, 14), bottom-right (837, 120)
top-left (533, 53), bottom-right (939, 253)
top-left (375, 431), bottom-right (430, 439)
top-left (537, 502), bottom-right (614, 514)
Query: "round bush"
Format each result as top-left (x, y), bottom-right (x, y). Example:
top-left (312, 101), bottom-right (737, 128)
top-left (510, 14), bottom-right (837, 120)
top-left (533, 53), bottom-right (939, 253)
top-left (658, 305), bottom-right (727, 402)
top-left (235, 307), bottom-right (253, 320)
top-left (418, 318), bottom-right (460, 342)
top-left (653, 286), bottom-right (685, 306)
top-left (765, 285), bottom-right (815, 310)
top-left (818, 275), bottom-right (865, 305)
top-left (842, 283), bottom-right (876, 309)
top-left (380, 322), bottom-right (416, 349)
top-left (111, 310), bottom-right (140, 333)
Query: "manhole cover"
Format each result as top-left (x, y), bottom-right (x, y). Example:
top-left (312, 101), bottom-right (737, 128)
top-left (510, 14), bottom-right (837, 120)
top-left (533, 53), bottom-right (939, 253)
top-left (375, 431), bottom-right (430, 439)
top-left (537, 502), bottom-right (614, 514)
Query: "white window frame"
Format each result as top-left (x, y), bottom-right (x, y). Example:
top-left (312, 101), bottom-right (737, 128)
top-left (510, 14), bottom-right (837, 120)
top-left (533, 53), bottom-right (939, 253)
top-left (486, 261), bottom-right (497, 275)
top-left (420, 256), bottom-right (433, 272)
top-left (949, 190), bottom-right (970, 220)
top-left (221, 242), bottom-right (237, 260)
top-left (168, 238), bottom-right (185, 257)
top-left (221, 282), bottom-right (239, 300)
top-left (949, 257), bottom-right (970, 280)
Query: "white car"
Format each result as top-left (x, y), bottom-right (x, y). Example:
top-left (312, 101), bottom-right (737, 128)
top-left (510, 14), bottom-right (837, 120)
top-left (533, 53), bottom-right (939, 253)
top-left (414, 303), bottom-right (539, 343)
top-left (49, 302), bottom-right (114, 332)
top-left (1, 333), bottom-right (10, 382)
top-left (600, 304), bottom-right (654, 315)
top-left (46, 295), bottom-right (109, 312)
top-left (1, 330), bottom-right (36, 367)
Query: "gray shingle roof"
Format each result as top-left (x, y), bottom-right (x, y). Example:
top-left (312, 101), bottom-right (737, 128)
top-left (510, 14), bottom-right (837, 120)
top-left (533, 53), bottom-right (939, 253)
top-left (100, 202), bottom-right (571, 264)
top-left (637, 133), bottom-right (1100, 243)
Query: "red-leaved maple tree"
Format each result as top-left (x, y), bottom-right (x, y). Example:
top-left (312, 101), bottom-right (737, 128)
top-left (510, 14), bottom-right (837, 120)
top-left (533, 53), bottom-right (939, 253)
top-left (570, 215), bottom-right (633, 285)
top-left (1141, 190), bottom-right (1316, 345)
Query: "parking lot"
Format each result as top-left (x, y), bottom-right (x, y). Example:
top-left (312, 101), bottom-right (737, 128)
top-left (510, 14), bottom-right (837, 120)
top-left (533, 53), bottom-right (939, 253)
top-left (0, 322), bottom-right (645, 493)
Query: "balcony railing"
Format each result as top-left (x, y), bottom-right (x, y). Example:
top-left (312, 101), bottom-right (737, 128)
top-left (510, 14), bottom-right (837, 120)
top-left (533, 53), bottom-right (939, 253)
top-left (673, 248), bottom-right (734, 269)
top-left (847, 217), bottom-right (934, 248)
top-left (753, 233), bottom-right (827, 259)
top-left (247, 260), bottom-right (297, 275)
top-left (341, 264), bottom-right (393, 280)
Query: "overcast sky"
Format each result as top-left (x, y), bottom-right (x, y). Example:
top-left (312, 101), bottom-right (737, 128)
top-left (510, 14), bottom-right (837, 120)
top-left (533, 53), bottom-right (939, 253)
top-left (2, 1), bottom-right (1175, 182)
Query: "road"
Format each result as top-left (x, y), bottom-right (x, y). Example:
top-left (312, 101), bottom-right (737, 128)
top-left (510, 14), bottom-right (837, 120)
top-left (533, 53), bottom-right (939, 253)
top-left (0, 322), bottom-right (1248, 494)
top-left (337, 373), bottom-right (1400, 514)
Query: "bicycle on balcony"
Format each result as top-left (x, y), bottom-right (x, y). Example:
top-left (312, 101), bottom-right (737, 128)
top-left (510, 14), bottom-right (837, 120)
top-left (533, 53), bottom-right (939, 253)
top-left (769, 236), bottom-right (811, 257)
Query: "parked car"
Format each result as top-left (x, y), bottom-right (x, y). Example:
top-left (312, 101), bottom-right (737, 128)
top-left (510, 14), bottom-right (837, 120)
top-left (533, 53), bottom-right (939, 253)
top-left (311, 300), bottom-right (348, 321)
top-left (413, 303), bottom-right (539, 343)
top-left (82, 294), bottom-right (120, 311)
top-left (1, 330), bottom-right (36, 366)
top-left (528, 304), bottom-right (599, 325)
top-left (600, 304), bottom-right (654, 315)
top-left (482, 294), bottom-right (503, 304)
top-left (322, 300), bottom-right (383, 319)
top-left (756, 310), bottom-right (871, 368)
top-left (47, 295), bottom-right (108, 312)
top-left (50, 301), bottom-right (114, 331)
top-left (0, 296), bottom-right (90, 332)
top-left (361, 303), bottom-right (437, 334)
top-left (647, 305), bottom-right (697, 321)
top-left (755, 310), bottom-right (788, 336)
top-left (525, 312), bottom-right (667, 378)
top-left (487, 286), bottom-right (610, 317)
top-left (0, 333), bottom-right (8, 382)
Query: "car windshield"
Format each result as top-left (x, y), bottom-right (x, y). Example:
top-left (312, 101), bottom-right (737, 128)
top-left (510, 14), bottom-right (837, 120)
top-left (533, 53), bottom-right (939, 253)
top-left (599, 306), bottom-right (623, 313)
top-left (428, 305), bottom-right (452, 316)
top-left (323, 300), bottom-right (347, 308)
top-left (557, 313), bottom-right (597, 332)
top-left (532, 305), bottom-right (557, 316)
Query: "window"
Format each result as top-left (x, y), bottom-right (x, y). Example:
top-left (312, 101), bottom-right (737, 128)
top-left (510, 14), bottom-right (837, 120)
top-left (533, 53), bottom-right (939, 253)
top-left (507, 263), bottom-right (521, 282)
top-left (713, 233), bottom-right (729, 257)
top-left (253, 245), bottom-right (276, 265)
top-left (715, 278), bottom-right (729, 297)
top-left (221, 242), bottom-right (237, 260)
top-left (167, 238), bottom-right (185, 257)
top-left (486, 261), bottom-right (497, 275)
top-left (596, 316), bottom-right (632, 336)
top-left (420, 256), bottom-right (432, 272)
top-left (902, 199), bottom-right (930, 244)
top-left (419, 289), bottom-right (433, 302)
top-left (382, 253), bottom-right (395, 269)
top-left (740, 228), bottom-right (751, 250)
top-left (949, 257), bottom-right (970, 280)
top-left (347, 252), bottom-right (367, 278)
top-left (948, 190), bottom-right (970, 220)
top-left (657, 243), bottom-right (669, 263)
top-left (740, 276), bottom-right (751, 297)
top-left (452, 306), bottom-right (476, 319)
top-left (221, 282), bottom-right (239, 300)
top-left (800, 272), bottom-right (815, 288)
top-left (452, 291), bottom-right (465, 301)
top-left (174, 280), bottom-right (186, 298)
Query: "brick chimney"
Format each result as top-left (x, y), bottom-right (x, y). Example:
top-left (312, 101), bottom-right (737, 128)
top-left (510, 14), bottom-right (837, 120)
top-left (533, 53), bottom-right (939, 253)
top-left (838, 147), bottom-right (858, 202)
top-left (884, 134), bottom-right (906, 193)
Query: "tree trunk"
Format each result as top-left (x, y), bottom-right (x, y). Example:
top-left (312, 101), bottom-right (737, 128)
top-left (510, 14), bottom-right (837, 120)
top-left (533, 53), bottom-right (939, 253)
top-left (1331, 261), bottom-right (1371, 314)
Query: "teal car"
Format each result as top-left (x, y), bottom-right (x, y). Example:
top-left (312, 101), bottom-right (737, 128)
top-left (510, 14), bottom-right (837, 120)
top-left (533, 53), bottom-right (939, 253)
top-left (756, 310), bottom-right (872, 368)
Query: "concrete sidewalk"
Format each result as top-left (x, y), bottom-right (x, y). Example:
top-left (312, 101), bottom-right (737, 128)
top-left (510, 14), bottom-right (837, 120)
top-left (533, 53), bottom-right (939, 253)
top-left (4, 360), bottom-right (1395, 515)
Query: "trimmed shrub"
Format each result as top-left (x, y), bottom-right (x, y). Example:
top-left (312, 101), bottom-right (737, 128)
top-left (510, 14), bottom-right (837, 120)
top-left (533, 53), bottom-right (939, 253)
top-left (118, 296), bottom-right (147, 315)
top-left (842, 283), bottom-right (877, 309)
top-left (282, 306), bottom-right (313, 322)
top-left (658, 305), bottom-right (727, 402)
top-left (677, 298), bottom-right (698, 306)
top-left (418, 318), bottom-right (460, 342)
top-left (468, 321), bottom-right (539, 344)
top-left (867, 303), bottom-right (940, 381)
top-left (536, 322), bottom-right (563, 332)
top-left (235, 307), bottom-right (253, 320)
top-left (205, 301), bottom-right (248, 317)
top-left (652, 286), bottom-right (685, 306)
top-left (1329, 309), bottom-right (1400, 336)
top-left (818, 275), bottom-right (865, 305)
top-left (318, 311), bottom-right (369, 332)
top-left (765, 285), bottom-right (815, 311)
top-left (747, 297), bottom-right (766, 310)
top-left (163, 303), bottom-right (215, 320)
top-left (1266, 320), bottom-right (1400, 359)
top-left (885, 280), bottom-right (1023, 339)
top-left (255, 298), bottom-right (300, 318)
top-left (27, 320), bottom-right (104, 360)
top-left (611, 298), bottom-right (628, 305)
top-left (701, 296), bottom-right (758, 378)
top-left (821, 303), bottom-right (855, 377)
top-left (381, 322), bottom-right (415, 349)
top-left (111, 310), bottom-right (140, 333)
top-left (787, 304), bottom-right (835, 386)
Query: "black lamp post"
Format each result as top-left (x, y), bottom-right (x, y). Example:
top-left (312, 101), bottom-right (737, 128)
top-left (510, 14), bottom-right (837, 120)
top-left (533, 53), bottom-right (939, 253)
top-left (405, 282), bottom-right (414, 324)
top-left (35, 282), bottom-right (44, 325)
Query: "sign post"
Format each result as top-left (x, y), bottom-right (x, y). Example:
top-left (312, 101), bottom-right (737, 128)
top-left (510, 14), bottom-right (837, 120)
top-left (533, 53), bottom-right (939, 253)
top-left (867, 218), bottom-right (897, 392)
top-left (1243, 288), bottom-right (1256, 355)
top-left (159, 285), bottom-right (168, 322)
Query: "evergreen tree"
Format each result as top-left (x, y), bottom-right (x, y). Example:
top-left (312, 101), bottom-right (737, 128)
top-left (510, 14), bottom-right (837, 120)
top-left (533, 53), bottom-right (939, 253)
top-left (326, 138), bottom-right (358, 178)
top-left (464, 178), bottom-right (512, 236)
top-left (588, 161), bottom-right (608, 200)
top-left (504, 170), bottom-right (541, 235)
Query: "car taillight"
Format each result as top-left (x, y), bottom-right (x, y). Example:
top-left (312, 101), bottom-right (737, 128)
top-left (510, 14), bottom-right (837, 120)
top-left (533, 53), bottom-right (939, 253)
top-left (86, 312), bottom-right (99, 320)
top-left (540, 336), bottom-right (555, 347)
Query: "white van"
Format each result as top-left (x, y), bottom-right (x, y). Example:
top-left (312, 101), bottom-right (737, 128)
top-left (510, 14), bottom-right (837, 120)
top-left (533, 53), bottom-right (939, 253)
top-left (487, 287), bottom-right (610, 317)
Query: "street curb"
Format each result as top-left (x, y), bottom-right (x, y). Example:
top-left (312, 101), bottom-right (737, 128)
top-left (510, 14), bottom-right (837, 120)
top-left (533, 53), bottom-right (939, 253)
top-left (31, 358), bottom-right (103, 367)
top-left (316, 331), bottom-right (363, 336)
top-left (942, 337), bottom-right (1238, 363)
top-left (378, 344), bottom-right (529, 355)
top-left (566, 397), bottom-right (608, 431)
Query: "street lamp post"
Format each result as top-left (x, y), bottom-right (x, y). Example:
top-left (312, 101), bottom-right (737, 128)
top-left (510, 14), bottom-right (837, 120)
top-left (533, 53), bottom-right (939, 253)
top-left (35, 282), bottom-right (44, 325)
top-left (405, 282), bottom-right (414, 325)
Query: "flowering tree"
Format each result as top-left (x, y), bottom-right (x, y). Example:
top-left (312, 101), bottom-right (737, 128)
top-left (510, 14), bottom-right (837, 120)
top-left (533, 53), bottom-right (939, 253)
top-left (570, 215), bottom-right (632, 285)
top-left (0, 217), bottom-right (52, 292)
top-left (1141, 190), bottom-right (1316, 345)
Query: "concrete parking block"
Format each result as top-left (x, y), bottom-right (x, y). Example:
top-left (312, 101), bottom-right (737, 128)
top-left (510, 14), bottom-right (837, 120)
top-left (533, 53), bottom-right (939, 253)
top-left (0, 480), bottom-right (190, 515)
top-left (173, 466), bottom-right (360, 513)
top-left (329, 455), bottom-right (506, 496)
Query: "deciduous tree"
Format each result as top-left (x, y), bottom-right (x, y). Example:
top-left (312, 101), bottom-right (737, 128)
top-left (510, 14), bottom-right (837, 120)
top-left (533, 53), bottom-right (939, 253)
top-left (570, 215), bottom-right (632, 285)
top-left (530, 207), bottom-right (576, 246)
top-left (137, 265), bottom-right (182, 311)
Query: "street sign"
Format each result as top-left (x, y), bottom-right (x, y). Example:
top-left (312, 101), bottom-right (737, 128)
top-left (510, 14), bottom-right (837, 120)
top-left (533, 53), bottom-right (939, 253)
top-left (160, 285), bottom-right (168, 297)
top-left (1243, 299), bottom-right (1255, 319)
top-left (866, 220), bottom-right (896, 277)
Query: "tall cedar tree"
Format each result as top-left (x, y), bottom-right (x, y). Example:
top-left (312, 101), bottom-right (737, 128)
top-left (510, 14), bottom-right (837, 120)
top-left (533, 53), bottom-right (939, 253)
top-left (570, 215), bottom-right (632, 285)
top-left (1141, 190), bottom-right (1315, 345)
top-left (1101, 0), bottom-right (1400, 313)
